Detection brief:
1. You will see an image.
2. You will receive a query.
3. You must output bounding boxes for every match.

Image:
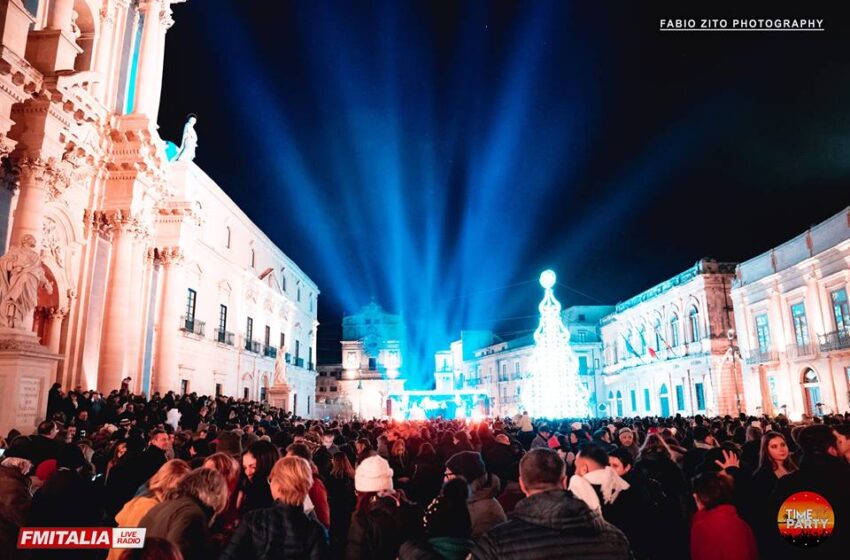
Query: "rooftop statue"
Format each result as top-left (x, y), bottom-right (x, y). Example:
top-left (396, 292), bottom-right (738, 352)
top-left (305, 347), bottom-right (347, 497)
top-left (0, 234), bottom-right (53, 329)
top-left (175, 115), bottom-right (198, 162)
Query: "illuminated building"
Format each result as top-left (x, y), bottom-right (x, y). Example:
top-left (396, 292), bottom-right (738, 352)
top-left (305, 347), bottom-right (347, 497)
top-left (600, 259), bottom-right (742, 417)
top-left (731, 207), bottom-right (850, 418)
top-left (0, 1), bottom-right (318, 432)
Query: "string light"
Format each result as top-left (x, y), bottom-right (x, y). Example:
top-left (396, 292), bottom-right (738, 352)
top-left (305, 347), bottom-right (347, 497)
top-left (524, 269), bottom-right (590, 418)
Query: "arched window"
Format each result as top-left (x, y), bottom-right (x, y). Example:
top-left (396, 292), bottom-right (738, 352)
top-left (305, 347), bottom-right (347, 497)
top-left (670, 314), bottom-right (680, 347)
top-left (688, 306), bottom-right (700, 343)
top-left (654, 318), bottom-right (663, 351)
top-left (615, 391), bottom-right (623, 416)
top-left (638, 325), bottom-right (647, 354)
top-left (802, 368), bottom-right (822, 416)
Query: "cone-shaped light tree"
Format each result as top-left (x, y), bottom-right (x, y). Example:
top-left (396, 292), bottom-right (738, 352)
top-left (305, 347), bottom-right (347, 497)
top-left (524, 270), bottom-right (590, 418)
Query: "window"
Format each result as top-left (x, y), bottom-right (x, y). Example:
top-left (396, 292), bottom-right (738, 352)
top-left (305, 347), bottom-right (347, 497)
top-left (501, 363), bottom-right (507, 379)
top-left (670, 315), bottom-right (680, 347)
top-left (292, 394), bottom-right (297, 415)
top-left (217, 305), bottom-right (227, 342)
top-left (250, 249), bottom-right (255, 269)
top-left (180, 379), bottom-right (189, 395)
top-left (319, 387), bottom-right (326, 392)
top-left (695, 382), bottom-right (705, 411)
top-left (309, 294), bottom-right (313, 312)
top-left (330, 386), bottom-right (337, 392)
top-left (630, 390), bottom-right (637, 411)
top-left (790, 303), bottom-right (810, 346)
top-left (615, 391), bottom-right (623, 416)
top-left (368, 357), bottom-right (377, 370)
top-left (246, 317), bottom-right (253, 342)
top-left (295, 340), bottom-right (300, 359)
top-left (831, 289), bottom-right (849, 332)
top-left (243, 387), bottom-right (249, 400)
top-left (755, 314), bottom-right (770, 351)
top-left (689, 306), bottom-right (700, 342)
top-left (215, 383), bottom-right (222, 397)
top-left (264, 325), bottom-right (271, 347)
top-left (768, 376), bottom-right (779, 408)
top-left (654, 319), bottom-right (663, 351)
top-left (308, 346), bottom-right (313, 367)
top-left (578, 314), bottom-right (586, 321)
top-left (279, 332), bottom-right (285, 348)
top-left (297, 285), bottom-right (301, 302)
top-left (260, 386), bottom-right (267, 402)
top-left (643, 388), bottom-right (651, 411)
top-left (574, 330), bottom-right (588, 343)
top-left (515, 361), bottom-right (520, 374)
top-left (578, 356), bottom-right (589, 375)
top-left (185, 288), bottom-right (197, 325)
top-left (676, 385), bottom-right (685, 411)
top-left (307, 396), bottom-right (311, 415)
top-left (225, 226), bottom-right (231, 249)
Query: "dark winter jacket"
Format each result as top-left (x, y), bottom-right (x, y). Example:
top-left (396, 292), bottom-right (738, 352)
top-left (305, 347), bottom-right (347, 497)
top-left (0, 464), bottom-right (32, 559)
top-left (468, 474), bottom-right (507, 537)
top-left (139, 496), bottom-right (214, 560)
top-left (345, 494), bottom-right (424, 560)
top-left (469, 489), bottom-right (631, 559)
top-left (399, 537), bottom-right (475, 560)
top-left (219, 502), bottom-right (329, 560)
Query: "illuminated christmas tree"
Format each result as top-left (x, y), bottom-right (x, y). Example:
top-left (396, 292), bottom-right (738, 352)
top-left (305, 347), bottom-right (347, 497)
top-left (525, 270), bottom-right (590, 418)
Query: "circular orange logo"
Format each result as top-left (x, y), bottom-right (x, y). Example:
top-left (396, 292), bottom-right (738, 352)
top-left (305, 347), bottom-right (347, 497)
top-left (777, 492), bottom-right (835, 548)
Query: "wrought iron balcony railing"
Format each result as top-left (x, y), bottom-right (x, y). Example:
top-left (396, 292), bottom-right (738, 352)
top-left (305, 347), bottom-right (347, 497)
top-left (819, 329), bottom-right (850, 352)
top-left (744, 349), bottom-right (779, 365)
top-left (214, 329), bottom-right (235, 345)
top-left (786, 342), bottom-right (817, 359)
top-left (263, 345), bottom-right (277, 359)
top-left (244, 339), bottom-right (261, 353)
top-left (285, 352), bottom-right (292, 364)
top-left (180, 316), bottom-right (205, 336)
top-left (294, 357), bottom-right (304, 368)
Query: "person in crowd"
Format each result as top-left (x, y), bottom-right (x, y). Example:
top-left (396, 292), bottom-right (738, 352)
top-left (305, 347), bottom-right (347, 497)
top-left (221, 456), bottom-right (329, 559)
top-left (399, 478), bottom-right (474, 560)
top-left (23, 420), bottom-right (62, 469)
top-left (354, 438), bottom-right (375, 465)
top-left (690, 472), bottom-right (757, 560)
top-left (482, 433), bottom-right (521, 487)
top-left (240, 440), bottom-right (279, 512)
top-left (496, 460), bottom-right (524, 515)
top-left (529, 424), bottom-right (551, 449)
top-left (285, 442), bottom-right (331, 529)
top-left (683, 425), bottom-right (715, 480)
top-left (764, 424), bottom-right (850, 558)
top-left (409, 442), bottom-right (443, 506)
top-left (833, 423), bottom-right (850, 463)
top-left (592, 428), bottom-right (617, 454)
top-left (325, 452), bottom-right (356, 558)
top-left (616, 427), bottom-right (639, 458)
top-left (740, 424), bottom-right (763, 472)
top-left (635, 433), bottom-right (690, 516)
top-left (389, 438), bottom-right (413, 489)
top-left (346, 455), bottom-right (423, 560)
top-left (0, 456), bottom-right (33, 559)
top-left (139, 468), bottom-right (228, 560)
top-left (444, 451), bottom-right (506, 536)
top-left (469, 448), bottom-right (630, 559)
top-left (105, 430), bottom-right (168, 517)
top-left (200, 452), bottom-right (242, 545)
top-left (109, 460), bottom-right (191, 560)
top-left (748, 431), bottom-right (796, 505)
top-left (516, 411), bottom-right (535, 450)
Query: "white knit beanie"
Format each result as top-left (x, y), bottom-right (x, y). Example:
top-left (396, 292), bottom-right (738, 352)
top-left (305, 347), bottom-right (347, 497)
top-left (355, 455), bottom-right (394, 492)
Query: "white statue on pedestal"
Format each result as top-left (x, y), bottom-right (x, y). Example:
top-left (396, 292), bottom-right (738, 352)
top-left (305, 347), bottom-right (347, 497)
top-left (0, 235), bottom-right (53, 329)
top-left (274, 350), bottom-right (287, 386)
top-left (176, 115), bottom-right (198, 162)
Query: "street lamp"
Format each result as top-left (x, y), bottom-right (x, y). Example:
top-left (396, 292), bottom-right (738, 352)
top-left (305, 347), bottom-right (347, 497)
top-left (726, 328), bottom-right (742, 414)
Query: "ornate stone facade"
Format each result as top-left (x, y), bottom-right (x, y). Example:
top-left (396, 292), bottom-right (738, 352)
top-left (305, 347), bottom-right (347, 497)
top-left (732, 207), bottom-right (850, 419)
top-left (0, 1), bottom-right (319, 418)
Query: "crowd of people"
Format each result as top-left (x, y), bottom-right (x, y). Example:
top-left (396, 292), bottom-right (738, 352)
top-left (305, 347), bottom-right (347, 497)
top-left (1, 381), bottom-right (849, 559)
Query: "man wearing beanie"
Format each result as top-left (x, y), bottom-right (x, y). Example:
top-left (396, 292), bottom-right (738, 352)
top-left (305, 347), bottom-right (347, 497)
top-left (399, 478), bottom-right (474, 560)
top-left (348, 455), bottom-right (424, 560)
top-left (445, 451), bottom-right (506, 537)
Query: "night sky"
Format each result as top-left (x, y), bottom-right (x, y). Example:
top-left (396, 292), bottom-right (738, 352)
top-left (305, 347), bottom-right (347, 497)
top-left (159, 1), bottom-right (850, 383)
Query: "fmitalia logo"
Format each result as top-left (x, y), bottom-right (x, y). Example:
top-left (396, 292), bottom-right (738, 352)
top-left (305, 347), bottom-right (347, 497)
top-left (18, 528), bottom-right (146, 549)
top-left (777, 492), bottom-right (835, 548)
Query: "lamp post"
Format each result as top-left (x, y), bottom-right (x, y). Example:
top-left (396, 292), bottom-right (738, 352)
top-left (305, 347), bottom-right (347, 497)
top-left (726, 328), bottom-right (742, 414)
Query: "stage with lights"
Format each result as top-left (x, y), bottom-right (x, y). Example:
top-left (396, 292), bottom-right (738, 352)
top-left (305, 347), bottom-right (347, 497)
top-left (387, 390), bottom-right (491, 421)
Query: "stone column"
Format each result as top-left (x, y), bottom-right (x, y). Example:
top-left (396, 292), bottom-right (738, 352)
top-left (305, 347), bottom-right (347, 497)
top-left (133, 0), bottom-right (167, 118)
top-left (47, 0), bottom-right (75, 31)
top-left (47, 308), bottom-right (66, 354)
top-left (97, 213), bottom-right (139, 392)
top-left (9, 158), bottom-right (53, 247)
top-left (154, 247), bottom-right (184, 394)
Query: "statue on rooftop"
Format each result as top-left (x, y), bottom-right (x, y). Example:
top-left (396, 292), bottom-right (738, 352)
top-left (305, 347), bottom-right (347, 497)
top-left (176, 115), bottom-right (198, 162)
top-left (0, 235), bottom-right (53, 329)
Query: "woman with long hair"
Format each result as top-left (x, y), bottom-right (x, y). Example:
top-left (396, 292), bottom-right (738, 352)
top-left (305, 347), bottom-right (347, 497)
top-left (240, 441), bottom-right (279, 513)
top-left (326, 452), bottom-right (356, 558)
top-left (410, 442), bottom-right (443, 506)
top-left (388, 439), bottom-right (412, 488)
top-left (220, 457), bottom-right (329, 560)
top-left (743, 431), bottom-right (797, 528)
top-left (202, 453), bottom-right (242, 547)
top-left (636, 433), bottom-right (690, 516)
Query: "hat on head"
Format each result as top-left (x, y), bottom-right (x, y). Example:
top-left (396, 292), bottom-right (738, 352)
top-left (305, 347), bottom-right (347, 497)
top-left (216, 430), bottom-right (243, 457)
top-left (355, 455), bottom-right (394, 492)
top-left (424, 478), bottom-right (472, 539)
top-left (570, 422), bottom-right (583, 431)
top-left (57, 444), bottom-right (85, 470)
top-left (495, 434), bottom-right (510, 446)
top-left (119, 418), bottom-right (131, 426)
top-left (618, 427), bottom-right (634, 436)
top-left (446, 451), bottom-right (486, 483)
top-left (35, 459), bottom-right (57, 481)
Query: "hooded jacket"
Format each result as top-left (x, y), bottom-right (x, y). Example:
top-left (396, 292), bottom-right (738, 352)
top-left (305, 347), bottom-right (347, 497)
top-left (468, 474), bottom-right (507, 537)
top-left (469, 489), bottom-right (631, 560)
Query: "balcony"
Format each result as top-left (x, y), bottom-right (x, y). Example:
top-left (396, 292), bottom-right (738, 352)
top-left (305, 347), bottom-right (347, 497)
top-left (180, 316), bottom-right (205, 337)
top-left (819, 329), bottom-right (850, 352)
top-left (786, 342), bottom-right (817, 360)
top-left (214, 329), bottom-right (235, 346)
top-left (285, 353), bottom-right (292, 364)
top-left (466, 377), bottom-right (481, 387)
top-left (263, 345), bottom-right (277, 359)
top-left (244, 339), bottom-right (261, 353)
top-left (294, 357), bottom-right (304, 368)
top-left (745, 349), bottom-right (779, 365)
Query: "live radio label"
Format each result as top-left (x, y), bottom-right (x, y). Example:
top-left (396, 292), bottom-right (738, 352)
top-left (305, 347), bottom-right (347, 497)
top-left (18, 528), bottom-right (146, 549)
